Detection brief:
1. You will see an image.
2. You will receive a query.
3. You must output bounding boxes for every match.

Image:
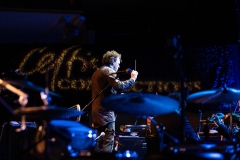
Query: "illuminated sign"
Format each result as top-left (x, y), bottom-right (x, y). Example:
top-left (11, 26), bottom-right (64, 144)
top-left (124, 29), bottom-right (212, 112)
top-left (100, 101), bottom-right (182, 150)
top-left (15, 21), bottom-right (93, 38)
top-left (18, 46), bottom-right (201, 93)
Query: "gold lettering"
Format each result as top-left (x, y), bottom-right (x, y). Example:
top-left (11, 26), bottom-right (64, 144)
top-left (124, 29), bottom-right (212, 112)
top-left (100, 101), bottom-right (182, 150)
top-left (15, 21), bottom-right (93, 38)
top-left (37, 53), bottom-right (55, 74)
top-left (18, 47), bottom-right (48, 75)
top-left (162, 82), bottom-right (170, 92)
top-left (66, 48), bottom-right (88, 78)
top-left (157, 81), bottom-right (163, 93)
top-left (147, 81), bottom-right (157, 92)
top-left (173, 81), bottom-right (180, 91)
top-left (57, 78), bottom-right (92, 90)
top-left (17, 46), bottom-right (202, 93)
top-left (51, 46), bottom-right (77, 91)
top-left (57, 79), bottom-right (70, 90)
top-left (90, 57), bottom-right (99, 70)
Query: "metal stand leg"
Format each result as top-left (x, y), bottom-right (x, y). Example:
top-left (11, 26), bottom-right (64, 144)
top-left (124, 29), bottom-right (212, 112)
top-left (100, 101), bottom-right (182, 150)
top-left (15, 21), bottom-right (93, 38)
top-left (158, 123), bottom-right (164, 153)
top-left (149, 118), bottom-right (165, 152)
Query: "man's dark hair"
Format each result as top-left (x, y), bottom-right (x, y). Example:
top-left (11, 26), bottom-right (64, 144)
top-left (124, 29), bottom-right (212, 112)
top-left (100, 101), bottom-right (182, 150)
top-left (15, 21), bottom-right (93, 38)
top-left (102, 50), bottom-right (122, 66)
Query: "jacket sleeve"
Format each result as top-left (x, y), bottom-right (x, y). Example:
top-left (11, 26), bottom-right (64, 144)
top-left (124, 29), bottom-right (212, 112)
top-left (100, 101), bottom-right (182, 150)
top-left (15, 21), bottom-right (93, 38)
top-left (103, 68), bottom-right (136, 92)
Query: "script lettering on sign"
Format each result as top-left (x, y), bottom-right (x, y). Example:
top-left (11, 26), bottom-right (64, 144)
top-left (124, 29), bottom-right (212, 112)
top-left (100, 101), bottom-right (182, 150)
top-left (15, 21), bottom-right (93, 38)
top-left (17, 46), bottom-right (201, 93)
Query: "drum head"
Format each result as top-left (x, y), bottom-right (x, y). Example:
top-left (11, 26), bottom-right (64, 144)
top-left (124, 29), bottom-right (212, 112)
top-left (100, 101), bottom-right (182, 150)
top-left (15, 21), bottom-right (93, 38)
top-left (50, 120), bottom-right (84, 128)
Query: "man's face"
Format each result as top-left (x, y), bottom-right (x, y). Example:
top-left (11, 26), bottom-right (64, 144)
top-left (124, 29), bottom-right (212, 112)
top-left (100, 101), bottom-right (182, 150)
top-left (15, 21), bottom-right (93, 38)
top-left (112, 57), bottom-right (120, 72)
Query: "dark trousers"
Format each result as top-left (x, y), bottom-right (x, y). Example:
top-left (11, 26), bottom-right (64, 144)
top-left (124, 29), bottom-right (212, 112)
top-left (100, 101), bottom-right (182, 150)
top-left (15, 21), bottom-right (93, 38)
top-left (94, 122), bottom-right (115, 153)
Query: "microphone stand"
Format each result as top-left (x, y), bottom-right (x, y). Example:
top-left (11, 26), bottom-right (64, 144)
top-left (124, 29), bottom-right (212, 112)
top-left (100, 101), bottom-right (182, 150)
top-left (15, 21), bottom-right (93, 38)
top-left (81, 75), bottom-right (120, 124)
top-left (82, 72), bottom-right (124, 112)
top-left (82, 83), bottom-right (111, 112)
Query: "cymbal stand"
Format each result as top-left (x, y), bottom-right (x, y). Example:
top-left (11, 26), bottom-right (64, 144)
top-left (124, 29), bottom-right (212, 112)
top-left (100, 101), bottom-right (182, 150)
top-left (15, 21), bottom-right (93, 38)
top-left (228, 104), bottom-right (239, 155)
top-left (229, 105), bottom-right (234, 142)
top-left (197, 110), bottom-right (202, 133)
top-left (149, 117), bottom-right (165, 152)
top-left (172, 35), bottom-right (186, 143)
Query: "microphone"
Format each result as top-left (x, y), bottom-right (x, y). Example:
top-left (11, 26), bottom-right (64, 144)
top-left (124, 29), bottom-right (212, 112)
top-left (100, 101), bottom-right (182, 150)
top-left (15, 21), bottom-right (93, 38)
top-left (110, 68), bottom-right (132, 75)
top-left (94, 132), bottom-right (105, 141)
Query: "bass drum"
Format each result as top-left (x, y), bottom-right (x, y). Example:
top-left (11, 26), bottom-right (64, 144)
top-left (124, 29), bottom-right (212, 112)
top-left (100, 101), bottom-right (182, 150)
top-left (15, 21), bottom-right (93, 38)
top-left (32, 120), bottom-right (97, 160)
top-left (50, 120), bottom-right (97, 157)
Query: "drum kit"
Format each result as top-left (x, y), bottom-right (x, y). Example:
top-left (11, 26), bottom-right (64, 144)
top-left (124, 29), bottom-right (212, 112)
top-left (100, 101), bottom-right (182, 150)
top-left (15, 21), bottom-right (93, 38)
top-left (186, 85), bottom-right (240, 139)
top-left (0, 79), bottom-right (96, 160)
top-left (101, 85), bottom-right (240, 159)
top-left (1, 76), bottom-right (240, 159)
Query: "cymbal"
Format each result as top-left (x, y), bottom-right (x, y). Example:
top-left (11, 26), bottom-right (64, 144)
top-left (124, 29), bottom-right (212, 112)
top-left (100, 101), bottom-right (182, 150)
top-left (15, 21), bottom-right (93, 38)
top-left (186, 87), bottom-right (240, 104)
top-left (13, 105), bottom-right (84, 120)
top-left (101, 92), bottom-right (180, 117)
top-left (5, 80), bottom-right (61, 97)
top-left (50, 120), bottom-right (94, 133)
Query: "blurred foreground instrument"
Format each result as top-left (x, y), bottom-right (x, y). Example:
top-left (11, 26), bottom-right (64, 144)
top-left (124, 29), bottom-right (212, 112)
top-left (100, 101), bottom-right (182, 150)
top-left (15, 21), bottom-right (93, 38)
top-left (13, 105), bottom-right (84, 120)
top-left (186, 86), bottom-right (240, 104)
top-left (101, 92), bottom-right (179, 117)
top-left (5, 80), bottom-right (61, 97)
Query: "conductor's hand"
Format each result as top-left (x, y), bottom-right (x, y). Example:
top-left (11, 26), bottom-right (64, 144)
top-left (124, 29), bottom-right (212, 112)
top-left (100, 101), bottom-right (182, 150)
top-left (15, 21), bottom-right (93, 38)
top-left (131, 70), bottom-right (138, 81)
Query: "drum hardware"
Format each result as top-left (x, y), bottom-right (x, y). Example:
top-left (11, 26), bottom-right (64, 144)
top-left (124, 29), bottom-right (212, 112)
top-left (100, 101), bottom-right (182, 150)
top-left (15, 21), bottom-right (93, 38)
top-left (199, 117), bottom-right (223, 142)
top-left (11, 106), bottom-right (84, 160)
top-left (224, 113), bottom-right (240, 125)
top-left (68, 104), bottom-right (81, 122)
top-left (197, 110), bottom-right (203, 133)
top-left (126, 125), bottom-right (150, 137)
top-left (186, 85), bottom-right (240, 143)
top-left (233, 100), bottom-right (240, 112)
top-left (0, 75), bottom-right (76, 159)
top-left (116, 136), bottom-right (146, 159)
top-left (101, 92), bottom-right (180, 153)
top-left (10, 121), bottom-right (37, 128)
top-left (149, 117), bottom-right (177, 153)
top-left (119, 125), bottom-right (151, 138)
top-left (124, 125), bottom-right (150, 130)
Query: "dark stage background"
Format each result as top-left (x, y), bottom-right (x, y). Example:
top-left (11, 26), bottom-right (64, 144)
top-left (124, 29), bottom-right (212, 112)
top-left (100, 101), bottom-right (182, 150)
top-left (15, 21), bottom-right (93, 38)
top-left (0, 0), bottom-right (240, 133)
